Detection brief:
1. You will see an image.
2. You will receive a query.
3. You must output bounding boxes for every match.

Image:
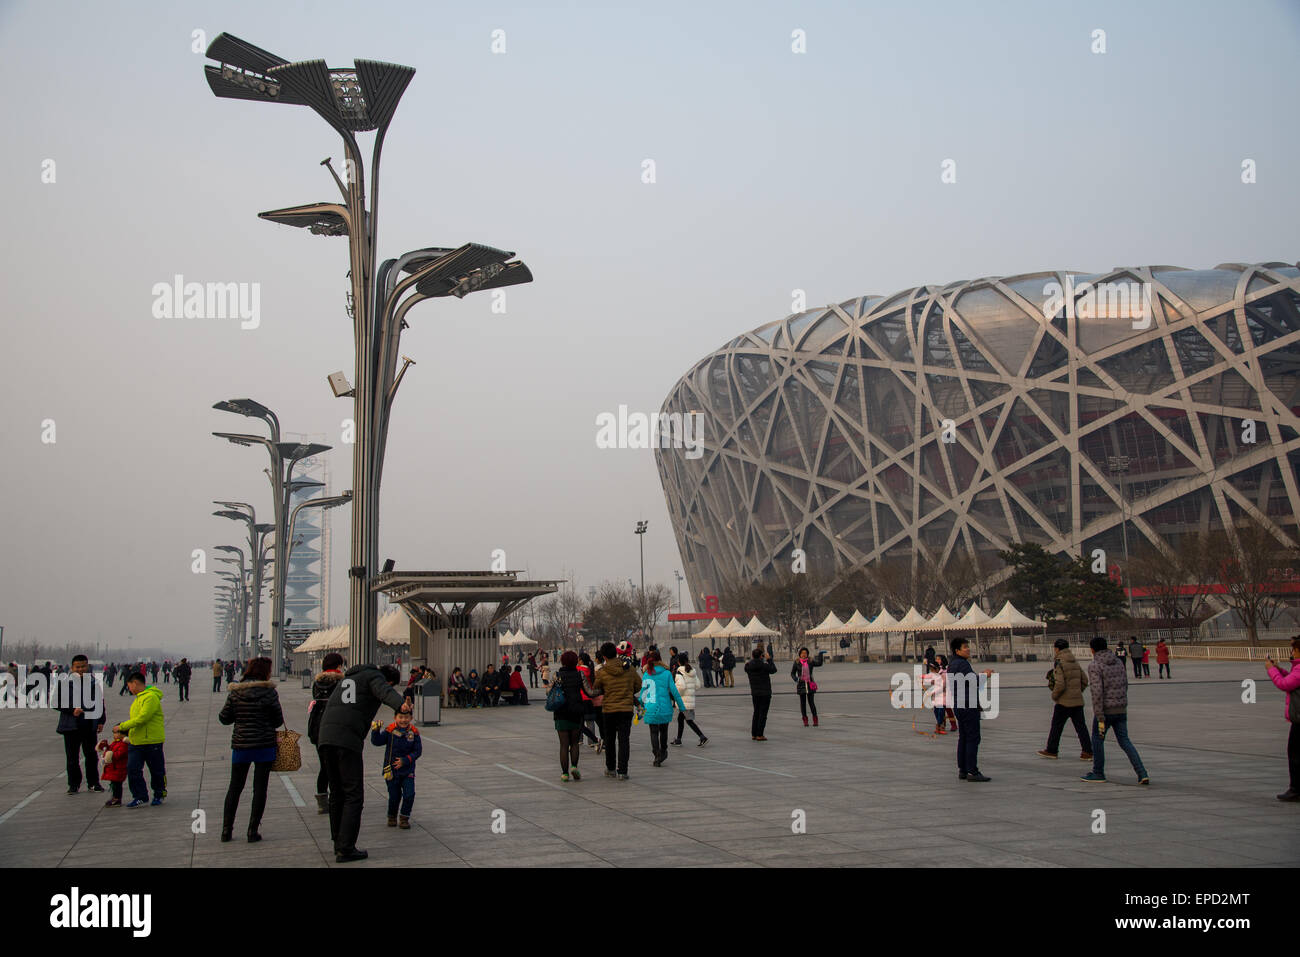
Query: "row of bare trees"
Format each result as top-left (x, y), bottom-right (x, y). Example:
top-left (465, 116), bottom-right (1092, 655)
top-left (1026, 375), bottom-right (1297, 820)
top-left (502, 577), bottom-right (676, 652)
top-left (1128, 517), bottom-right (1296, 644)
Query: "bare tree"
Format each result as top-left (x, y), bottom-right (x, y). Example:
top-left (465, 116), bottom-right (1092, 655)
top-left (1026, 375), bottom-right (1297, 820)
top-left (1212, 519), bottom-right (1289, 645)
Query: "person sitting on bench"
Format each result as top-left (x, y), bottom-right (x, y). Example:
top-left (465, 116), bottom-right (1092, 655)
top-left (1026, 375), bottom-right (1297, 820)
top-left (503, 665), bottom-right (530, 705)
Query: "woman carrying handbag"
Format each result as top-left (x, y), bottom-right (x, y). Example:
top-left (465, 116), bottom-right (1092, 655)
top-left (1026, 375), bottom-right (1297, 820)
top-left (791, 646), bottom-right (820, 727)
top-left (218, 657), bottom-right (284, 843)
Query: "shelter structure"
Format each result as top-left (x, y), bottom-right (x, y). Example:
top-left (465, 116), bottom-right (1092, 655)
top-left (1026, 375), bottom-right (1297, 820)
top-left (374, 570), bottom-right (559, 702)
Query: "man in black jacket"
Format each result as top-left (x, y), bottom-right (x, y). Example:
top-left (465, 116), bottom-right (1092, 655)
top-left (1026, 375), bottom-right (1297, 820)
top-left (173, 659), bottom-right (192, 702)
top-left (949, 637), bottom-right (993, 782)
top-left (58, 655), bottom-right (106, 794)
top-left (744, 645), bottom-right (777, 740)
top-left (318, 663), bottom-right (409, 862)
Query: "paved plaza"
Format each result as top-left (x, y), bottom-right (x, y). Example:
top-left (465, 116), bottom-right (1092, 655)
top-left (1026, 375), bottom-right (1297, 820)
top-left (0, 661), bottom-right (1297, 868)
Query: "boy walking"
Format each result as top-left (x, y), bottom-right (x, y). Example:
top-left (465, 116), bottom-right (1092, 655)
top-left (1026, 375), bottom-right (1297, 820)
top-left (1082, 637), bottom-right (1149, 785)
top-left (1037, 639), bottom-right (1093, 761)
top-left (371, 710), bottom-right (422, 829)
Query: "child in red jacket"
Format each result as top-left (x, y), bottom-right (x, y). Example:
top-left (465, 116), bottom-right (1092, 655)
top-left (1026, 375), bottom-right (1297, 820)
top-left (97, 729), bottom-right (129, 807)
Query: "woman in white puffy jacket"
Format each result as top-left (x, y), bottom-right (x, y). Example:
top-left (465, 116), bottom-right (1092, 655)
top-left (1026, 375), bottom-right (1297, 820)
top-left (671, 653), bottom-right (708, 747)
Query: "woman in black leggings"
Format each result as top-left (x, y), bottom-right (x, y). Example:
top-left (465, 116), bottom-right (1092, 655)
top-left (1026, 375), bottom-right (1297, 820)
top-left (791, 646), bottom-right (820, 727)
top-left (308, 653), bottom-right (345, 814)
top-left (219, 657), bottom-right (284, 843)
top-left (552, 652), bottom-right (587, 781)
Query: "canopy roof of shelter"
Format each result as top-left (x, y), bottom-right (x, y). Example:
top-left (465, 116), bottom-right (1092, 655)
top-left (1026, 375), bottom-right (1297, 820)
top-left (922, 605), bottom-right (960, 631)
top-left (956, 604), bottom-right (993, 629)
top-left (692, 618), bottom-right (727, 639)
top-left (867, 609), bottom-right (901, 632)
top-left (836, 609), bottom-right (873, 634)
top-left (721, 617), bottom-right (748, 636)
top-left (374, 570), bottom-right (561, 634)
top-left (743, 616), bottom-right (779, 637)
top-left (896, 606), bottom-right (930, 630)
top-left (987, 601), bottom-right (1045, 628)
top-left (806, 611), bottom-right (844, 635)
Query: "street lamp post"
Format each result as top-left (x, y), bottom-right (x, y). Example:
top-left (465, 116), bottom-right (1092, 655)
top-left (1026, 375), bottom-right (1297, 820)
top-left (213, 544), bottom-right (248, 651)
top-left (213, 421), bottom-right (330, 673)
top-left (214, 504), bottom-right (273, 659)
top-left (204, 33), bottom-right (534, 668)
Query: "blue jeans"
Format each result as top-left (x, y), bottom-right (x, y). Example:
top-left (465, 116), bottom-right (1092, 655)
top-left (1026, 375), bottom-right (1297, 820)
top-left (386, 775), bottom-right (415, 817)
top-left (1091, 714), bottom-right (1146, 779)
top-left (126, 743), bottom-right (166, 801)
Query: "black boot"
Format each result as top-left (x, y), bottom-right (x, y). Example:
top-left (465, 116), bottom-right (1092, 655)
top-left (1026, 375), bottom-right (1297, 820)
top-left (220, 819), bottom-right (234, 842)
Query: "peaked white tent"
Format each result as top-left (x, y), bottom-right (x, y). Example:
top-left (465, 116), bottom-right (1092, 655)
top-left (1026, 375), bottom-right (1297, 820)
top-left (956, 604), bottom-right (993, 629)
top-left (743, 616), bottom-right (779, 637)
top-left (987, 601), bottom-right (1044, 628)
top-left (692, 618), bottom-right (727, 639)
top-left (923, 605), bottom-right (959, 631)
top-left (806, 611), bottom-right (845, 636)
top-left (377, 608), bottom-right (410, 646)
top-left (867, 609), bottom-right (901, 632)
top-left (896, 606), bottom-right (930, 630)
top-left (511, 631), bottom-right (538, 648)
top-left (497, 629), bottom-right (518, 645)
top-left (837, 610), bottom-right (873, 634)
top-left (721, 617), bottom-right (748, 637)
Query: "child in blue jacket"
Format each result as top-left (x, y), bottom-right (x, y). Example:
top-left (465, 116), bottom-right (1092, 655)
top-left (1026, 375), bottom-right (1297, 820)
top-left (639, 650), bottom-right (686, 767)
top-left (370, 709), bottom-right (423, 828)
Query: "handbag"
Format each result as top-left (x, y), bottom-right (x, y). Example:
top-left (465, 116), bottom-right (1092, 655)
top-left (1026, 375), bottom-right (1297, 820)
top-left (271, 726), bottom-right (302, 772)
top-left (808, 679), bottom-right (818, 692)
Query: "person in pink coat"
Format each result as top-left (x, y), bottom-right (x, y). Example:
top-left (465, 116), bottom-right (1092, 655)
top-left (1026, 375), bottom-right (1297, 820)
top-left (1265, 636), bottom-right (1300, 802)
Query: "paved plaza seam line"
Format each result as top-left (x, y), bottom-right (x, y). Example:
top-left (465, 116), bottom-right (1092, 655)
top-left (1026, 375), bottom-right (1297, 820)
top-left (279, 773), bottom-right (307, 807)
top-left (681, 752), bottom-right (797, 777)
top-left (494, 763), bottom-right (572, 793)
top-left (429, 738), bottom-right (472, 756)
top-left (0, 790), bottom-right (42, 825)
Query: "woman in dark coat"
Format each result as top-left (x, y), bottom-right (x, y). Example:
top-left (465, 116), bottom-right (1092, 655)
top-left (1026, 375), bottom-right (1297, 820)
top-left (551, 651), bottom-right (588, 781)
top-left (218, 657), bottom-right (284, 843)
top-left (308, 652), bottom-right (345, 814)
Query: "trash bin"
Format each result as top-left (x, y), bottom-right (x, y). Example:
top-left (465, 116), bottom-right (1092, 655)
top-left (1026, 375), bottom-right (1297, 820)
top-left (411, 677), bottom-right (441, 726)
top-left (301, 672), bottom-right (313, 689)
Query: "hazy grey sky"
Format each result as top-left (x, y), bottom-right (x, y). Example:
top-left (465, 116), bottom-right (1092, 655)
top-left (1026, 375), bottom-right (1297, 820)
top-left (1, 0), bottom-right (1297, 656)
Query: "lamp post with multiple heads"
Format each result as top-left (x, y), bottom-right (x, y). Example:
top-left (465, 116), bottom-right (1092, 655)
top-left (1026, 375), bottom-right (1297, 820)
top-left (213, 545), bottom-right (248, 648)
top-left (203, 34), bottom-right (534, 667)
top-left (213, 405), bottom-right (331, 674)
top-left (214, 504), bottom-right (273, 656)
top-left (214, 552), bottom-right (248, 655)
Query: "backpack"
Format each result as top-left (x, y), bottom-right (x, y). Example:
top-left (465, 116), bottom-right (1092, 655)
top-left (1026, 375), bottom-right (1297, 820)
top-left (545, 677), bottom-right (566, 712)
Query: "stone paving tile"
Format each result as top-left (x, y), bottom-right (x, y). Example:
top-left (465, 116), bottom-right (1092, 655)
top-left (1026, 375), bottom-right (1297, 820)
top-left (3, 661), bottom-right (1298, 868)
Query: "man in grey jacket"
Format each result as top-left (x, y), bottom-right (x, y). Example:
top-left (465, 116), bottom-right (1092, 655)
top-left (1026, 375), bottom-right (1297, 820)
top-left (1082, 637), bottom-right (1149, 784)
top-left (319, 663), bottom-right (409, 862)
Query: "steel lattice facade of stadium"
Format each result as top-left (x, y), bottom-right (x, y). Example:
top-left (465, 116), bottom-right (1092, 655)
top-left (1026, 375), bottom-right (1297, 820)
top-left (656, 262), bottom-right (1300, 604)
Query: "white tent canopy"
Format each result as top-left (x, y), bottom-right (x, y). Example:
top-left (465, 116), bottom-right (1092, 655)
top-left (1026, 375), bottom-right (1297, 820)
top-left (922, 605), bottom-right (960, 631)
top-left (511, 631), bottom-right (538, 647)
top-left (497, 629), bottom-right (518, 645)
top-left (836, 610), bottom-right (873, 634)
top-left (377, 608), bottom-right (410, 646)
top-left (987, 601), bottom-right (1045, 629)
top-left (692, 618), bottom-right (727, 639)
top-left (743, 616), bottom-right (779, 637)
top-left (867, 609), bottom-right (901, 632)
top-left (721, 617), bottom-right (748, 637)
top-left (896, 606), bottom-right (930, 630)
top-left (806, 611), bottom-right (844, 636)
top-left (956, 604), bottom-right (994, 629)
